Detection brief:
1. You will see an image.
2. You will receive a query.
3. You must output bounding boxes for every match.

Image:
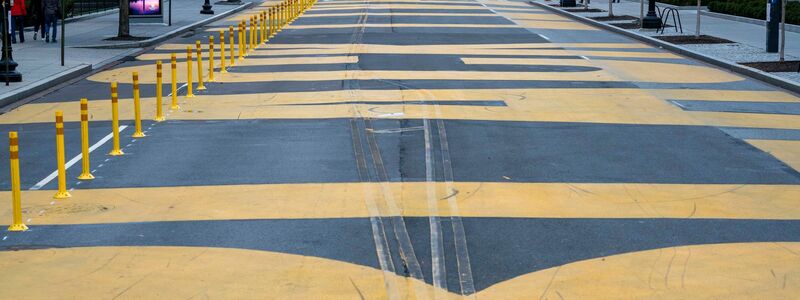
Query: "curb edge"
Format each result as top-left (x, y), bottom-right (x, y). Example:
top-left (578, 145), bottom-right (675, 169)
top-left (529, 0), bottom-right (800, 95)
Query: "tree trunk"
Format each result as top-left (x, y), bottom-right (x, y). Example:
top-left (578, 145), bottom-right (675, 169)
top-left (609, 0), bottom-right (613, 17)
top-left (118, 0), bottom-right (130, 37)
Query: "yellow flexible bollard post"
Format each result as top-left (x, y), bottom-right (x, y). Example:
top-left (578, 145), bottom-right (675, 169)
top-left (249, 18), bottom-right (253, 49)
top-left (78, 99), bottom-right (94, 180)
top-left (243, 22), bottom-right (248, 54)
top-left (269, 7), bottom-right (275, 37)
top-left (208, 36), bottom-right (215, 82)
top-left (239, 24), bottom-right (245, 60)
top-left (278, 4), bottom-right (283, 32)
top-left (77, 99), bottom-right (94, 180)
top-left (220, 31), bottom-right (227, 73)
top-left (132, 72), bottom-right (145, 138)
top-left (186, 46), bottom-right (195, 98)
top-left (155, 61), bottom-right (165, 121)
top-left (229, 27), bottom-right (235, 66)
top-left (170, 54), bottom-right (180, 109)
top-left (262, 12), bottom-right (266, 41)
top-left (53, 111), bottom-right (71, 199)
top-left (256, 16), bottom-right (261, 45)
top-left (247, 16), bottom-right (256, 52)
top-left (243, 22), bottom-right (247, 55)
top-left (196, 41), bottom-right (206, 91)
top-left (7, 131), bottom-right (27, 232)
top-left (109, 82), bottom-right (124, 156)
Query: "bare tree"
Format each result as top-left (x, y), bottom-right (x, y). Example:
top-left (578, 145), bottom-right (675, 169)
top-left (118, 0), bottom-right (130, 37)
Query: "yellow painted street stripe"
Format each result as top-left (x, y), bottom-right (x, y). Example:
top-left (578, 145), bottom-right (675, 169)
top-left (515, 19), bottom-right (599, 30)
top-left (136, 53), bottom-right (357, 65)
top-left (0, 88), bottom-right (706, 126)
top-left (480, 242), bottom-right (800, 299)
top-left (747, 139), bottom-right (800, 170)
top-left (5, 183), bottom-right (800, 225)
top-left (460, 57), bottom-right (591, 66)
top-left (0, 246), bottom-right (451, 299)
top-left (287, 23), bottom-right (520, 29)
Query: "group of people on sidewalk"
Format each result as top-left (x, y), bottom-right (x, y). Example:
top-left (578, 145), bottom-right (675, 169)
top-left (6, 0), bottom-right (60, 43)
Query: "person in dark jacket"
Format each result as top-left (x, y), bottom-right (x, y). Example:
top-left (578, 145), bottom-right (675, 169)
top-left (31, 0), bottom-right (45, 40)
top-left (43, 0), bottom-right (57, 42)
top-left (9, 0), bottom-right (26, 43)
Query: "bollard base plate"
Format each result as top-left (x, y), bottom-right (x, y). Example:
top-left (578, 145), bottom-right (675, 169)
top-left (155, 116), bottom-right (166, 122)
top-left (132, 132), bottom-right (146, 138)
top-left (53, 191), bottom-right (72, 199)
top-left (77, 173), bottom-right (95, 180)
top-left (7, 223), bottom-right (28, 232)
top-left (109, 149), bottom-right (125, 156)
top-left (170, 105), bottom-right (181, 110)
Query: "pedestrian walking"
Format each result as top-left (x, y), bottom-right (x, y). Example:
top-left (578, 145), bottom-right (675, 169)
top-left (43, 0), bottom-right (57, 43)
top-left (9, 0), bottom-right (25, 43)
top-left (32, 0), bottom-right (45, 40)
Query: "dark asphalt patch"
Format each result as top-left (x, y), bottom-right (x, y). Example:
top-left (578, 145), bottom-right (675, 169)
top-left (720, 127), bottom-right (800, 141)
top-left (11, 119), bottom-right (794, 189)
top-left (294, 15), bottom-right (513, 25)
top-left (670, 100), bottom-right (800, 115)
top-left (193, 79), bottom-right (637, 96)
top-left (229, 53), bottom-right (601, 72)
top-left (3, 217), bottom-right (799, 294)
top-left (0, 120), bottom-right (144, 190)
top-left (374, 119), bottom-right (800, 184)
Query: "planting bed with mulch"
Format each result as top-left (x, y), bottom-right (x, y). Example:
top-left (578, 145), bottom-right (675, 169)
top-left (590, 15), bottom-right (639, 22)
top-left (562, 8), bottom-right (605, 13)
top-left (741, 60), bottom-right (800, 72)
top-left (103, 36), bottom-right (151, 41)
top-left (654, 35), bottom-right (734, 44)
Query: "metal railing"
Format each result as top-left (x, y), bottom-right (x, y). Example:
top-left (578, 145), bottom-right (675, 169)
top-left (69, 0), bottom-right (119, 18)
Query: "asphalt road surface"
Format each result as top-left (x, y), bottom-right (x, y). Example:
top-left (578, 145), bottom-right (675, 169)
top-left (2, 0), bottom-right (800, 298)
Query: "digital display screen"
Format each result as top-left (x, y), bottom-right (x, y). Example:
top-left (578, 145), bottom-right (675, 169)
top-left (130, 0), bottom-right (161, 16)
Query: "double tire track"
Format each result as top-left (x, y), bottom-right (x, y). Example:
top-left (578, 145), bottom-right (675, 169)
top-left (341, 0), bottom-right (476, 297)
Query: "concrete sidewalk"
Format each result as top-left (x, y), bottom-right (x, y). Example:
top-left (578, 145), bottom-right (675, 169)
top-left (0, 0), bottom-right (254, 108)
top-left (570, 0), bottom-right (800, 60)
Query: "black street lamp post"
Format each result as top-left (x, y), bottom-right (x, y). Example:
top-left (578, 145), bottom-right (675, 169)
top-left (0, 0), bottom-right (21, 83)
top-left (201, 0), bottom-right (214, 14)
top-left (641, 0), bottom-right (661, 29)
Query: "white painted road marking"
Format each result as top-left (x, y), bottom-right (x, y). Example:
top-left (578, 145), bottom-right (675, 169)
top-left (29, 125), bottom-right (129, 190)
